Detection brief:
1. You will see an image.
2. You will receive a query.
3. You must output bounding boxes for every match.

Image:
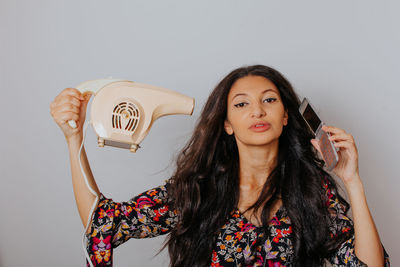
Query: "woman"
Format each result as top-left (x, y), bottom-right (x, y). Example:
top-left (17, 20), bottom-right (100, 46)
top-left (50, 65), bottom-right (390, 266)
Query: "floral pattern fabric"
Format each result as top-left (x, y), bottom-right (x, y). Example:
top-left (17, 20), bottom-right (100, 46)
top-left (85, 180), bottom-right (390, 266)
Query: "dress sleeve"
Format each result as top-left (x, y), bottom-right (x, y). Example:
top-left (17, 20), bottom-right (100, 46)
top-left (84, 183), bottom-right (178, 267)
top-left (323, 178), bottom-right (390, 266)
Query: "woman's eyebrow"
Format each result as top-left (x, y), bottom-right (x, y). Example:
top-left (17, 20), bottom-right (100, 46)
top-left (232, 89), bottom-right (276, 100)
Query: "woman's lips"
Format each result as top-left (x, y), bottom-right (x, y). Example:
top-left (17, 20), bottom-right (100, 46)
top-left (249, 122), bottom-right (271, 132)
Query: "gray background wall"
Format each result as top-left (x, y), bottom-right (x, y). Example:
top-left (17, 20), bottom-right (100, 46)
top-left (1, 0), bottom-right (398, 266)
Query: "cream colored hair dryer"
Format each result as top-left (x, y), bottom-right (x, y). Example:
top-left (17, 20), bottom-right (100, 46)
top-left (68, 78), bottom-right (195, 152)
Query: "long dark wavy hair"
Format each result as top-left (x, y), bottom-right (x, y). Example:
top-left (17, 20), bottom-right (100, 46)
top-left (163, 65), bottom-right (352, 266)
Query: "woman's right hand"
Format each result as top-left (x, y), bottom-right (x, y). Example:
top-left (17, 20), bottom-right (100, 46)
top-left (50, 88), bottom-right (92, 142)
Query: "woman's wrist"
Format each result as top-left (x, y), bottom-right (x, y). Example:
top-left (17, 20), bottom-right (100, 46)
top-left (66, 134), bottom-right (83, 147)
top-left (343, 174), bottom-right (364, 197)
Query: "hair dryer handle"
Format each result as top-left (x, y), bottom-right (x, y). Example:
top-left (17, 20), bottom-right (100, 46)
top-left (67, 78), bottom-right (127, 129)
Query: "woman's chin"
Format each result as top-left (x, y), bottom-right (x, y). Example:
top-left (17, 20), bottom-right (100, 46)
top-left (243, 138), bottom-right (280, 148)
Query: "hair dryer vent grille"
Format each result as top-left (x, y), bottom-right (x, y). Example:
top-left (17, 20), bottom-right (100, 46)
top-left (112, 101), bottom-right (140, 133)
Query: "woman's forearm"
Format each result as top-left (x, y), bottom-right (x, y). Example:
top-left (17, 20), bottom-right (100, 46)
top-left (345, 175), bottom-right (384, 267)
top-left (67, 135), bottom-right (100, 231)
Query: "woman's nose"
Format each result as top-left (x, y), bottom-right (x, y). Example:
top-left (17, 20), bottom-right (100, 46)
top-left (251, 104), bottom-right (266, 118)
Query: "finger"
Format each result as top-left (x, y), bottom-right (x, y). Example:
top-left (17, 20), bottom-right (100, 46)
top-left (328, 132), bottom-right (355, 143)
top-left (82, 91), bottom-right (93, 98)
top-left (60, 88), bottom-right (85, 101)
top-left (51, 99), bottom-right (80, 115)
top-left (54, 111), bottom-right (80, 125)
top-left (57, 95), bottom-right (81, 107)
top-left (82, 93), bottom-right (93, 103)
top-left (321, 125), bottom-right (346, 135)
top-left (333, 141), bottom-right (359, 159)
top-left (58, 103), bottom-right (80, 114)
top-left (332, 140), bottom-right (356, 151)
top-left (63, 112), bottom-right (80, 123)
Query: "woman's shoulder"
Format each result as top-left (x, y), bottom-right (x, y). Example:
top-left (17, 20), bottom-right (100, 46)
top-left (127, 180), bottom-right (171, 203)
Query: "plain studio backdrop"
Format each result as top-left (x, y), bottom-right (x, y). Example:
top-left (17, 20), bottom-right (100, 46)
top-left (0, 0), bottom-right (398, 266)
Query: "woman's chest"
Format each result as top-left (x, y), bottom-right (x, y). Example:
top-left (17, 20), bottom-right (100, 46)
top-left (211, 209), bottom-right (294, 266)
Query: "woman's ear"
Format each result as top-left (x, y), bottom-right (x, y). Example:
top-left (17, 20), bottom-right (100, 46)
top-left (224, 119), bottom-right (234, 135)
top-left (283, 110), bottom-right (288, 126)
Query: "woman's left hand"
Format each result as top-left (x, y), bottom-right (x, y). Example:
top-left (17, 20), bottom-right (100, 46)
top-left (311, 125), bottom-right (360, 185)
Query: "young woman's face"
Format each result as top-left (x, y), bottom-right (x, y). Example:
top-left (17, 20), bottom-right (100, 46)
top-left (224, 75), bottom-right (288, 148)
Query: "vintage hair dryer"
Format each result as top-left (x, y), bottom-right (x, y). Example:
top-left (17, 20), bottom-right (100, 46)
top-left (68, 78), bottom-right (195, 152)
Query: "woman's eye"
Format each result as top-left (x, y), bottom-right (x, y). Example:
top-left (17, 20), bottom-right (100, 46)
top-left (263, 98), bottom-right (277, 103)
top-left (234, 102), bottom-right (247, 108)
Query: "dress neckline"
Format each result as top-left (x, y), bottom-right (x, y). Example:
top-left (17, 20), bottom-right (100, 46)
top-left (235, 205), bottom-right (285, 228)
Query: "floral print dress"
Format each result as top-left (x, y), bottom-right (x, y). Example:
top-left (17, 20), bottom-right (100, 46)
top-left (85, 179), bottom-right (390, 266)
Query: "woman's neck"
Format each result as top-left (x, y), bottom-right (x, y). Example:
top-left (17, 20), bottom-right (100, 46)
top-left (237, 140), bottom-right (279, 189)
